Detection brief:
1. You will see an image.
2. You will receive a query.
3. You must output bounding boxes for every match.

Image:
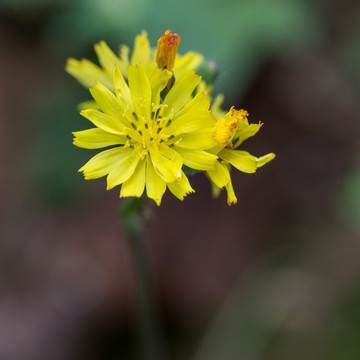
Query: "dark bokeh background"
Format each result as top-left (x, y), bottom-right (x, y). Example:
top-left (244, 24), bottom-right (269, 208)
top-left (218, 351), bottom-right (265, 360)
top-left (1, 0), bottom-right (360, 359)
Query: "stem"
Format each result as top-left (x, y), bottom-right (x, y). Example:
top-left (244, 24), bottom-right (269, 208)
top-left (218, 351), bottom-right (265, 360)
top-left (119, 197), bottom-right (164, 360)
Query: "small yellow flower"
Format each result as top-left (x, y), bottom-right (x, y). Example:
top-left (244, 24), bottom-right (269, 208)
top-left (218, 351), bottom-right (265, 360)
top-left (207, 100), bottom-right (275, 205)
top-left (65, 30), bottom-right (203, 93)
top-left (73, 60), bottom-right (217, 205)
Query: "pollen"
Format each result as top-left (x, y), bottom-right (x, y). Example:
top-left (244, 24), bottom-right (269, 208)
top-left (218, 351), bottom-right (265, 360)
top-left (214, 107), bottom-right (249, 146)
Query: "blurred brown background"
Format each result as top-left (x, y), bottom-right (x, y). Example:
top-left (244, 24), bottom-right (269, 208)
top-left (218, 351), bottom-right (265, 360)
top-left (0, 0), bottom-right (360, 359)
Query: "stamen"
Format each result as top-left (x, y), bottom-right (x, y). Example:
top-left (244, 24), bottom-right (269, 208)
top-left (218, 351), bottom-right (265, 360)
top-left (157, 127), bottom-right (162, 134)
top-left (130, 122), bottom-right (137, 129)
top-left (132, 112), bottom-right (138, 121)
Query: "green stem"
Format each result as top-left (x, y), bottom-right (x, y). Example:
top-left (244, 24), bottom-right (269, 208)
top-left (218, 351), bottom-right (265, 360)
top-left (119, 197), bottom-right (164, 360)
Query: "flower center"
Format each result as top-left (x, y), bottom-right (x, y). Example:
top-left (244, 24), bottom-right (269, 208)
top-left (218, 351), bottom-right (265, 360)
top-left (122, 103), bottom-right (175, 157)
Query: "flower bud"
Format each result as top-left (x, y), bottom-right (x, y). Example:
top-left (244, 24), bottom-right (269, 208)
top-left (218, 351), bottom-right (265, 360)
top-left (156, 30), bottom-right (181, 72)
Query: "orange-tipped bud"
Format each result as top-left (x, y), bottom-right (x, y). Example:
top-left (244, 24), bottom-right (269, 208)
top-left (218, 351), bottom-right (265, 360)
top-left (215, 107), bottom-right (249, 146)
top-left (156, 30), bottom-right (181, 72)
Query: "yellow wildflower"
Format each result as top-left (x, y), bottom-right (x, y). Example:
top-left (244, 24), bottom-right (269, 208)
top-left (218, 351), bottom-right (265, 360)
top-left (208, 99), bottom-right (275, 205)
top-left (71, 36), bottom-right (217, 204)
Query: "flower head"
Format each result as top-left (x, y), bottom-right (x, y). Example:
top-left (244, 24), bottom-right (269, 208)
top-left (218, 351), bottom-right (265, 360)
top-left (67, 30), bottom-right (275, 206)
top-left (207, 99), bottom-right (275, 205)
top-left (73, 50), bottom-right (217, 204)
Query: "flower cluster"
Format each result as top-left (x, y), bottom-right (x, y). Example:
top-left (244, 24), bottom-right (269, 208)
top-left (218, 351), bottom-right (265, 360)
top-left (66, 30), bottom-right (274, 205)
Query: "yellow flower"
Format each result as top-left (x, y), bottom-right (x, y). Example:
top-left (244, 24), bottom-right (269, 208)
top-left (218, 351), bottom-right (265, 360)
top-left (73, 62), bottom-right (218, 205)
top-left (207, 100), bottom-right (275, 205)
top-left (65, 30), bottom-right (204, 93)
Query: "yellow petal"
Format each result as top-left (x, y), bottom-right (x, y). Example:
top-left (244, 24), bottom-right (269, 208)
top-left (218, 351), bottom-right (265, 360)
top-left (89, 81), bottom-right (126, 119)
top-left (113, 66), bottom-right (132, 105)
top-left (219, 149), bottom-right (257, 173)
top-left (206, 161), bottom-right (230, 188)
top-left (80, 109), bottom-right (124, 135)
top-left (73, 128), bottom-right (127, 149)
top-left (167, 171), bottom-right (194, 200)
top-left (210, 94), bottom-right (226, 119)
top-left (77, 100), bottom-right (100, 111)
top-left (79, 147), bottom-right (130, 179)
top-left (65, 58), bottom-right (113, 90)
top-left (164, 110), bottom-right (215, 136)
top-left (174, 128), bottom-right (217, 150)
top-left (163, 70), bottom-right (201, 116)
top-left (173, 51), bottom-right (204, 78)
top-left (225, 180), bottom-right (237, 205)
top-left (128, 64), bottom-right (151, 120)
top-left (130, 31), bottom-right (151, 69)
top-left (149, 67), bottom-right (172, 105)
top-left (106, 146), bottom-right (142, 189)
top-left (94, 41), bottom-right (127, 75)
top-left (120, 159), bottom-right (146, 198)
top-left (256, 153), bottom-right (276, 167)
top-left (234, 123), bottom-right (262, 146)
top-left (149, 143), bottom-right (182, 182)
top-left (175, 148), bottom-right (217, 171)
top-left (119, 45), bottom-right (130, 70)
top-left (175, 91), bottom-right (210, 118)
top-left (146, 158), bottom-right (167, 206)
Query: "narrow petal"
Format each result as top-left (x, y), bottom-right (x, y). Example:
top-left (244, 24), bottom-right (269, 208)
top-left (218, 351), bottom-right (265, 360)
top-left (94, 41), bottom-right (127, 75)
top-left (113, 66), bottom-right (132, 105)
top-left (120, 159), bottom-right (146, 198)
top-left (65, 58), bottom-right (113, 90)
top-left (175, 148), bottom-right (217, 171)
top-left (225, 180), bottom-right (238, 205)
top-left (80, 109), bottom-right (125, 134)
top-left (130, 31), bottom-right (151, 69)
top-left (119, 45), bottom-right (130, 70)
top-left (175, 91), bottom-right (210, 118)
top-left (77, 100), bottom-right (100, 111)
top-left (149, 67), bottom-right (172, 105)
top-left (163, 70), bottom-right (201, 116)
top-left (167, 171), bottom-right (194, 200)
top-left (206, 161), bottom-right (230, 188)
top-left (146, 158), bottom-right (167, 206)
top-left (219, 149), bottom-right (257, 173)
top-left (149, 143), bottom-right (182, 182)
top-left (128, 64), bottom-right (151, 120)
top-left (73, 128), bottom-right (127, 149)
top-left (234, 123), bottom-right (262, 146)
top-left (79, 147), bottom-right (130, 179)
top-left (175, 128), bottom-right (217, 150)
top-left (164, 110), bottom-right (215, 136)
top-left (90, 81), bottom-right (127, 119)
top-left (107, 146), bottom-right (142, 189)
top-left (173, 51), bottom-right (204, 78)
top-left (256, 153), bottom-right (276, 167)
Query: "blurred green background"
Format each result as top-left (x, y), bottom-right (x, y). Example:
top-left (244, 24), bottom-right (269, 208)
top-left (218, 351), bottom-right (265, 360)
top-left (0, 0), bottom-right (360, 359)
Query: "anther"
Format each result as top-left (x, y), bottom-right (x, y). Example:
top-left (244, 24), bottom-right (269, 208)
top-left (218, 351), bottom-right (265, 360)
top-left (132, 112), bottom-right (138, 120)
top-left (130, 122), bottom-right (137, 129)
top-left (166, 119), bottom-right (172, 127)
top-left (157, 127), bottom-right (162, 134)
